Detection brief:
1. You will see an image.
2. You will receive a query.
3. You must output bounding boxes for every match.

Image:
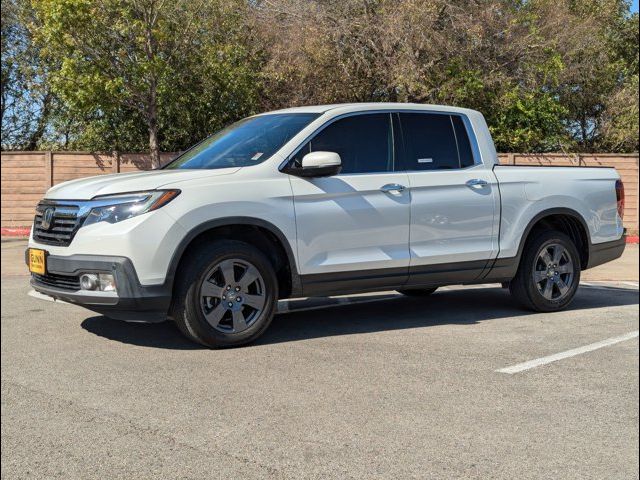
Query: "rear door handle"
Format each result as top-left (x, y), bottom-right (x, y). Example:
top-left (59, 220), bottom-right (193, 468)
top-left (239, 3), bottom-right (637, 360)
top-left (466, 179), bottom-right (489, 189)
top-left (380, 183), bottom-right (406, 193)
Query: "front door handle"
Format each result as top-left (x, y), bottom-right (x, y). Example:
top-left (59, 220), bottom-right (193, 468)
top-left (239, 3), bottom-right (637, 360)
top-left (380, 183), bottom-right (406, 193)
top-left (466, 179), bottom-right (489, 189)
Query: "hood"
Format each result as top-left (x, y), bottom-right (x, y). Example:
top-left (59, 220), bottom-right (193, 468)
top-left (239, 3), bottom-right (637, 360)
top-left (45, 168), bottom-right (241, 200)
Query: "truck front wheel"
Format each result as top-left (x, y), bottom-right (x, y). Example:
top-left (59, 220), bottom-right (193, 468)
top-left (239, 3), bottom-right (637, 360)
top-left (171, 240), bottom-right (278, 348)
top-left (510, 230), bottom-right (581, 312)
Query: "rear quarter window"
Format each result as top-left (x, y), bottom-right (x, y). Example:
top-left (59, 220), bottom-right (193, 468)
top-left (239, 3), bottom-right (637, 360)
top-left (451, 115), bottom-right (475, 168)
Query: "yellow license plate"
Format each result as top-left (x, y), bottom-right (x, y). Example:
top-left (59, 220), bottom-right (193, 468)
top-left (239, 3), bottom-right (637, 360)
top-left (28, 248), bottom-right (46, 275)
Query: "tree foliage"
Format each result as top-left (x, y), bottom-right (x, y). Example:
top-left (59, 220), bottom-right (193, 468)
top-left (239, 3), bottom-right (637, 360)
top-left (1, 0), bottom-right (54, 149)
top-left (1, 0), bottom-right (638, 154)
top-left (30, 0), bottom-right (260, 166)
top-left (255, 0), bottom-right (638, 153)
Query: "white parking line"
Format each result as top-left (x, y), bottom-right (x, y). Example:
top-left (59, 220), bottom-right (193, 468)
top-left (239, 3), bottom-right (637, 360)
top-left (497, 331), bottom-right (639, 374)
top-left (581, 281), bottom-right (639, 289)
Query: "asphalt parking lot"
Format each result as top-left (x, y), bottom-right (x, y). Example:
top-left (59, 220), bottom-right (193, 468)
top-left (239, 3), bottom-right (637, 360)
top-left (2, 239), bottom-right (638, 479)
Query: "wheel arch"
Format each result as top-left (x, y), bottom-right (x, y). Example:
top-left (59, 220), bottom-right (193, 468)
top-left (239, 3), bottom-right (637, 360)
top-left (516, 207), bottom-right (591, 270)
top-left (165, 217), bottom-right (301, 299)
top-left (486, 207), bottom-right (592, 281)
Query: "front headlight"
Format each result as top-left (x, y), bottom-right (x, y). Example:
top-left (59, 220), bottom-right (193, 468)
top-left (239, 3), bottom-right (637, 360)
top-left (83, 190), bottom-right (180, 227)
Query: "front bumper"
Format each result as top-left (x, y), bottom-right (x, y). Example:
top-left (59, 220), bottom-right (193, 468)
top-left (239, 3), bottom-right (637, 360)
top-left (28, 252), bottom-right (172, 322)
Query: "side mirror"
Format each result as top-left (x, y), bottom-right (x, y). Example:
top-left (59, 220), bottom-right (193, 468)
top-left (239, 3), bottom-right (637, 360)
top-left (294, 151), bottom-right (342, 177)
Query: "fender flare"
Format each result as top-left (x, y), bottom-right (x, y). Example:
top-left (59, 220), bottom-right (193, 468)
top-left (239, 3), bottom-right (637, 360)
top-left (514, 207), bottom-right (591, 262)
top-left (164, 217), bottom-right (301, 296)
top-left (484, 207), bottom-right (591, 280)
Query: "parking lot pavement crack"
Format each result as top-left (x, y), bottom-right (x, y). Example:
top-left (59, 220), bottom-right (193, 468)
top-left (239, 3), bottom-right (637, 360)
top-left (2, 380), bottom-right (286, 479)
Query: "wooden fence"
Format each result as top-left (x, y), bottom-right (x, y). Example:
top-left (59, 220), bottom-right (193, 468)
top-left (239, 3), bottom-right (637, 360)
top-left (1, 151), bottom-right (176, 229)
top-left (1, 151), bottom-right (638, 233)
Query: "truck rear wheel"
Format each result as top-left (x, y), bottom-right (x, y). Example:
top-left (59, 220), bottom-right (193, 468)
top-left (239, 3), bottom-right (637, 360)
top-left (510, 230), bottom-right (581, 312)
top-left (171, 240), bottom-right (278, 348)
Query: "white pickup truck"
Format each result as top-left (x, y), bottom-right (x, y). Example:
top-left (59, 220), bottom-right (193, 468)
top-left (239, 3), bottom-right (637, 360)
top-left (27, 103), bottom-right (627, 347)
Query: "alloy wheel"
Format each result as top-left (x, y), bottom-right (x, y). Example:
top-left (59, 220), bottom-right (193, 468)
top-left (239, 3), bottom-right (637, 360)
top-left (199, 259), bottom-right (266, 333)
top-left (533, 243), bottom-right (575, 301)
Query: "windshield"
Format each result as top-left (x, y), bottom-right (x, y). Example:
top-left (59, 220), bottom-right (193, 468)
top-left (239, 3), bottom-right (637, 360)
top-left (165, 113), bottom-right (320, 170)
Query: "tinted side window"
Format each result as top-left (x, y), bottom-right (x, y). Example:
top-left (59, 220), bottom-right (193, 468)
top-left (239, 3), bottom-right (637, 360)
top-left (452, 115), bottom-right (475, 168)
top-left (399, 113), bottom-right (466, 170)
top-left (294, 113), bottom-right (393, 174)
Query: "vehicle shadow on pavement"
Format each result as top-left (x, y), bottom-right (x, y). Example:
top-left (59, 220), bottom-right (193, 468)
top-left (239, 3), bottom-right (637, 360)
top-left (79, 285), bottom-right (639, 350)
top-left (257, 286), bottom-right (639, 345)
top-left (81, 317), bottom-right (203, 350)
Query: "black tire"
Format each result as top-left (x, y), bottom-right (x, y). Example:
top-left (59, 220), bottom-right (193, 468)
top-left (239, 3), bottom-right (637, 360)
top-left (171, 240), bottom-right (278, 348)
top-left (509, 230), bottom-right (581, 312)
top-left (397, 287), bottom-right (438, 297)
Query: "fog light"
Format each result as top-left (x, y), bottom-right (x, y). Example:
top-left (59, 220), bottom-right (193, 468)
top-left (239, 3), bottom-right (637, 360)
top-left (79, 273), bottom-right (116, 292)
top-left (80, 273), bottom-right (99, 290)
top-left (98, 273), bottom-right (116, 292)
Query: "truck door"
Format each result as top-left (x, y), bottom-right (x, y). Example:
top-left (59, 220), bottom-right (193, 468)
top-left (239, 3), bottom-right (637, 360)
top-left (287, 112), bottom-right (411, 294)
top-left (397, 112), bottom-right (499, 285)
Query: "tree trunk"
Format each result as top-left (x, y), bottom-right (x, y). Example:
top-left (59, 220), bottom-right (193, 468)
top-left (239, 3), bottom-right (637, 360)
top-left (148, 112), bottom-right (160, 169)
top-left (147, 77), bottom-right (160, 169)
top-left (144, 6), bottom-right (161, 170)
top-left (25, 91), bottom-right (52, 150)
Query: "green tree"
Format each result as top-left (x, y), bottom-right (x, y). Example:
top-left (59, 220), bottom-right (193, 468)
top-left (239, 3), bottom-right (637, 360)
top-left (601, 6), bottom-right (639, 151)
top-left (253, 0), bottom-right (572, 152)
top-left (1, 0), bottom-right (53, 150)
top-left (32, 0), bottom-right (260, 165)
top-left (552, 0), bottom-right (639, 151)
top-left (3, 0), bottom-right (637, 154)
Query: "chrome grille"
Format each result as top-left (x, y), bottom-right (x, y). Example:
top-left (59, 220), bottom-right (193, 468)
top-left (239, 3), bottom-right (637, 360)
top-left (33, 203), bottom-right (82, 246)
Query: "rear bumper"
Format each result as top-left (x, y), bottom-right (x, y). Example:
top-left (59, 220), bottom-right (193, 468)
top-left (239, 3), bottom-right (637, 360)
top-left (28, 252), bottom-right (171, 322)
top-left (586, 234), bottom-right (626, 270)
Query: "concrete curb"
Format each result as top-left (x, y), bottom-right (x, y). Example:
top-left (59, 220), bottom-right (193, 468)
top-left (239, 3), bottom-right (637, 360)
top-left (2, 227), bottom-right (31, 237)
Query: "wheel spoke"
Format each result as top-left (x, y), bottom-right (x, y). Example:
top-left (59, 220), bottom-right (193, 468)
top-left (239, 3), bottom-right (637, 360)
top-left (201, 281), bottom-right (223, 298)
top-left (204, 304), bottom-right (226, 327)
top-left (533, 270), bottom-right (547, 283)
top-left (219, 260), bottom-right (236, 285)
top-left (556, 278), bottom-right (570, 295)
top-left (552, 245), bottom-right (564, 264)
top-left (540, 249), bottom-right (553, 266)
top-left (232, 310), bottom-right (247, 331)
top-left (243, 293), bottom-right (265, 310)
top-left (556, 262), bottom-right (573, 274)
top-left (542, 279), bottom-right (554, 299)
top-left (239, 266), bottom-right (260, 289)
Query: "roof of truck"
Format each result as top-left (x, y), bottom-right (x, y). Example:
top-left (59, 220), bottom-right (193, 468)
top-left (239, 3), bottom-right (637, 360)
top-left (259, 103), bottom-right (479, 116)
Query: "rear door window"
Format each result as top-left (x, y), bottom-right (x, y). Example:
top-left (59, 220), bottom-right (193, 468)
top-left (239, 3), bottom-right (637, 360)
top-left (399, 113), bottom-right (475, 170)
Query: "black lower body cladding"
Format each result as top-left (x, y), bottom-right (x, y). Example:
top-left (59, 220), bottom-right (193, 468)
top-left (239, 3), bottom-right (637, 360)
top-left (28, 252), bottom-right (172, 322)
top-left (586, 235), bottom-right (626, 269)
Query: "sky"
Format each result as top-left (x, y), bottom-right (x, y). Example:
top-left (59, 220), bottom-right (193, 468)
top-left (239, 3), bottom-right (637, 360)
top-left (633, 0), bottom-right (639, 13)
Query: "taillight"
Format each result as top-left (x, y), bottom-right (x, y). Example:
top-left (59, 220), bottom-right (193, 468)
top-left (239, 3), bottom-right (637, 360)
top-left (615, 179), bottom-right (625, 220)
